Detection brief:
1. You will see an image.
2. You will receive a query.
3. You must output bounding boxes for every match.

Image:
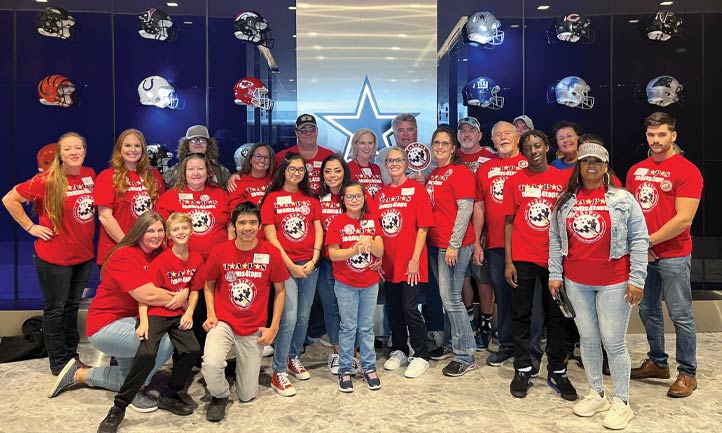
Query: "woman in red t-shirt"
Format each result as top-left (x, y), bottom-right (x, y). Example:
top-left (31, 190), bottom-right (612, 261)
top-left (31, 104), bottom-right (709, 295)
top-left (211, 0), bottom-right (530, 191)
top-left (96, 129), bottom-right (165, 265)
top-left (3, 132), bottom-right (95, 375)
top-left (227, 142), bottom-right (275, 211)
top-left (347, 128), bottom-right (383, 197)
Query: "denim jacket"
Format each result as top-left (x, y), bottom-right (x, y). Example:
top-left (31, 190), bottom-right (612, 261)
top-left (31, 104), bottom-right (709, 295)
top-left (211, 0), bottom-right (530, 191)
top-left (548, 186), bottom-right (649, 288)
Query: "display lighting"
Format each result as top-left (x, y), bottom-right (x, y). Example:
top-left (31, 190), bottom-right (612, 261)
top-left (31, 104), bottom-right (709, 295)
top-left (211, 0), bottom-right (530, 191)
top-left (537, 5), bottom-right (551, 10)
top-left (659, 1), bottom-right (674, 5)
top-left (166, 2), bottom-right (179, 7)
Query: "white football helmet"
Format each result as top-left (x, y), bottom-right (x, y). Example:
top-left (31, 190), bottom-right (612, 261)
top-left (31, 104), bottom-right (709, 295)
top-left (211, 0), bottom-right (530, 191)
top-left (646, 76), bottom-right (683, 107)
top-left (138, 76), bottom-right (178, 109)
top-left (555, 76), bottom-right (594, 109)
top-left (465, 11), bottom-right (504, 46)
top-left (234, 143), bottom-right (255, 171)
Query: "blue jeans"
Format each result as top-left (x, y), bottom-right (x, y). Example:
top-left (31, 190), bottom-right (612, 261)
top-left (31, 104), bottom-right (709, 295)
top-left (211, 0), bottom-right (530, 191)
top-left (429, 244), bottom-right (476, 365)
top-left (335, 281), bottom-right (378, 374)
top-left (272, 263), bottom-right (319, 372)
top-left (88, 317), bottom-right (173, 391)
top-left (316, 259), bottom-right (340, 345)
top-left (639, 255), bottom-right (696, 376)
top-left (565, 278), bottom-right (632, 401)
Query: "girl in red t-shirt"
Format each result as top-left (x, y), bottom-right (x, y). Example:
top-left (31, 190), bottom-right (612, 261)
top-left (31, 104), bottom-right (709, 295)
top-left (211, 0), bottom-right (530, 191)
top-left (3, 132), bottom-right (95, 375)
top-left (347, 128), bottom-right (383, 197)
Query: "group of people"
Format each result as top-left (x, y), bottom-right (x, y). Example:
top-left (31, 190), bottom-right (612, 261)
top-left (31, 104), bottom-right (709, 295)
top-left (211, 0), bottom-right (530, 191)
top-left (1, 109), bottom-right (701, 432)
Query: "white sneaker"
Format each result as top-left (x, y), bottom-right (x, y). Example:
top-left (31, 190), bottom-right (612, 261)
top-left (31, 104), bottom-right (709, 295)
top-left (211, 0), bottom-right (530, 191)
top-left (383, 350), bottom-right (408, 371)
top-left (328, 353), bottom-right (340, 375)
top-left (603, 397), bottom-right (634, 430)
top-left (404, 357), bottom-right (430, 378)
top-left (426, 330), bottom-right (444, 348)
top-left (573, 389), bottom-right (611, 417)
top-left (262, 345), bottom-right (274, 357)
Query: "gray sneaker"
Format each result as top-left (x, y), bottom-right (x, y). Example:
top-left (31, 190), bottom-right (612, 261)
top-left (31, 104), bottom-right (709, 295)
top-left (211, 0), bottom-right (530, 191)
top-left (129, 390), bottom-right (158, 413)
top-left (47, 359), bottom-right (77, 398)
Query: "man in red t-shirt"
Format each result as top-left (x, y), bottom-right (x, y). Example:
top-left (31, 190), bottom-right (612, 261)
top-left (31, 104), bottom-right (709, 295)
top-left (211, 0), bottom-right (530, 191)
top-left (626, 112), bottom-right (703, 398)
top-left (274, 114), bottom-right (334, 194)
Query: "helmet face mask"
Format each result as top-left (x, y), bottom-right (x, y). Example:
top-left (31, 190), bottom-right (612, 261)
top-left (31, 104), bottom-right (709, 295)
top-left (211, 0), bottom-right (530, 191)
top-left (234, 143), bottom-right (256, 171)
top-left (646, 75), bottom-right (682, 107)
top-left (138, 76), bottom-right (178, 109)
top-left (554, 76), bottom-right (594, 109)
top-left (463, 77), bottom-right (504, 110)
top-left (37, 7), bottom-right (76, 39)
top-left (554, 13), bottom-right (594, 43)
top-left (233, 11), bottom-right (274, 48)
top-left (234, 77), bottom-right (273, 111)
top-left (464, 11), bottom-right (504, 46)
top-left (138, 8), bottom-right (175, 41)
top-left (646, 11), bottom-right (686, 41)
top-left (38, 75), bottom-right (75, 108)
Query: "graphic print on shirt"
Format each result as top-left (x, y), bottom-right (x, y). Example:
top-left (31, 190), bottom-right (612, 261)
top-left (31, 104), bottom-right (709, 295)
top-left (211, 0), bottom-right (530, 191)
top-left (277, 200), bottom-right (312, 242)
top-left (342, 222), bottom-right (376, 273)
top-left (525, 199), bottom-right (552, 230)
top-left (487, 161), bottom-right (528, 204)
top-left (377, 191), bottom-right (414, 238)
top-left (131, 192), bottom-right (153, 218)
top-left (426, 168), bottom-right (453, 207)
top-left (320, 194), bottom-right (343, 231)
top-left (568, 198), bottom-right (607, 243)
top-left (69, 179), bottom-right (95, 224)
top-left (223, 261), bottom-right (268, 311)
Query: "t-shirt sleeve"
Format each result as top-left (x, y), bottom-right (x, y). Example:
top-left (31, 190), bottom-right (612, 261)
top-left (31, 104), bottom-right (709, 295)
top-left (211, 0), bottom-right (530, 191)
top-left (189, 253), bottom-right (205, 291)
top-left (475, 168), bottom-right (486, 202)
top-left (502, 176), bottom-right (518, 217)
top-left (15, 174), bottom-right (46, 201)
top-left (311, 196), bottom-right (322, 221)
top-left (152, 168), bottom-right (167, 194)
top-left (417, 187), bottom-right (436, 228)
top-left (452, 167), bottom-right (477, 201)
top-left (112, 249), bottom-right (154, 293)
top-left (155, 191), bottom-right (174, 219)
top-left (676, 163), bottom-right (703, 199)
top-left (94, 170), bottom-right (115, 208)
top-left (203, 249), bottom-right (221, 282)
top-left (324, 218), bottom-right (342, 246)
top-left (260, 194), bottom-right (275, 226)
top-left (268, 244), bottom-right (291, 282)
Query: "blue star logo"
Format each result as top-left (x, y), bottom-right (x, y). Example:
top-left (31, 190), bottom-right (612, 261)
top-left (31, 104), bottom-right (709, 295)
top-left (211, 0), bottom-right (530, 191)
top-left (317, 76), bottom-right (417, 160)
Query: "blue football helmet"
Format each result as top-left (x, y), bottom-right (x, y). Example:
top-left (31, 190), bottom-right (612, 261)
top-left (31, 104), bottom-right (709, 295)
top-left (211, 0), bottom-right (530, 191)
top-left (646, 76), bottom-right (683, 107)
top-left (555, 76), bottom-right (594, 109)
top-left (463, 77), bottom-right (504, 109)
top-left (464, 11), bottom-right (504, 46)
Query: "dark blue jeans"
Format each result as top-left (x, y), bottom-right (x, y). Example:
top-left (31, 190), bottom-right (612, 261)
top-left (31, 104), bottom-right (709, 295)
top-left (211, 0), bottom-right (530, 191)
top-left (34, 255), bottom-right (93, 372)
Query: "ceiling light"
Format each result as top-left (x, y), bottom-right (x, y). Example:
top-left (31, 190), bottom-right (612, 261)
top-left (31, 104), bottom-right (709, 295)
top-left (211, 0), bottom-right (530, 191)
top-left (166, 2), bottom-right (179, 7)
top-left (313, 45), bottom-right (322, 50)
top-left (289, 6), bottom-right (297, 10)
top-left (510, 24), bottom-right (520, 28)
top-left (385, 56), bottom-right (395, 60)
top-left (308, 32), bottom-right (318, 36)
top-left (391, 46), bottom-right (400, 50)
top-left (35, 0), bottom-right (49, 3)
top-left (397, 34), bottom-right (407, 38)
top-left (628, 19), bottom-right (639, 23)
top-left (316, 56), bottom-right (325, 60)
top-left (537, 5), bottom-right (550, 10)
top-left (289, 79), bottom-right (295, 82)
top-left (659, 1), bottom-right (674, 5)
top-left (292, 34), bottom-right (297, 38)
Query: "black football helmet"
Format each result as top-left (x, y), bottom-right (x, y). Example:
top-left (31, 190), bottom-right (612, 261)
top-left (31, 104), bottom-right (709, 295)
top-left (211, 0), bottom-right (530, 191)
top-left (646, 11), bottom-right (686, 41)
top-left (233, 11), bottom-right (274, 48)
top-left (552, 13), bottom-right (594, 43)
top-left (37, 7), bottom-right (76, 39)
top-left (138, 8), bottom-right (176, 41)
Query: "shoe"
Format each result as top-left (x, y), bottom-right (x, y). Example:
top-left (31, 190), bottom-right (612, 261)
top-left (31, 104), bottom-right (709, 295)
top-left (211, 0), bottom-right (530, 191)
top-left (630, 358), bottom-right (670, 379)
top-left (338, 373), bottom-right (354, 393)
top-left (287, 357), bottom-right (311, 380)
top-left (442, 360), bottom-right (477, 377)
top-left (667, 373), bottom-right (697, 398)
top-left (158, 395), bottom-right (193, 416)
top-left (510, 370), bottom-right (532, 398)
top-left (262, 345), bottom-right (274, 357)
top-left (429, 346), bottom-right (454, 360)
top-left (475, 330), bottom-right (490, 351)
top-left (384, 350), bottom-right (409, 371)
top-left (363, 369), bottom-right (382, 390)
top-left (603, 397), bottom-right (634, 430)
top-left (328, 353), bottom-right (340, 375)
top-left (74, 356), bottom-right (92, 370)
top-left (573, 389), bottom-right (611, 417)
top-left (128, 390), bottom-right (158, 413)
top-left (97, 405), bottom-right (125, 433)
top-left (485, 350), bottom-right (513, 367)
top-left (271, 372), bottom-right (296, 397)
top-left (206, 396), bottom-right (228, 422)
top-left (48, 359), bottom-right (78, 398)
top-left (426, 330), bottom-right (444, 348)
top-left (530, 365), bottom-right (540, 378)
top-left (547, 371), bottom-right (578, 401)
top-left (404, 357), bottom-right (430, 378)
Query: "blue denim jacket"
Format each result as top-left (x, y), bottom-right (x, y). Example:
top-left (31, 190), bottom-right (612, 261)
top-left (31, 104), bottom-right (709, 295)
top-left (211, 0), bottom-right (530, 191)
top-left (548, 186), bottom-right (649, 288)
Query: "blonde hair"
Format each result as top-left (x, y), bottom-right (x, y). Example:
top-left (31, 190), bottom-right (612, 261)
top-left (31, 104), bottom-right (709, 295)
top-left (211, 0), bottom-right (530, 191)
top-left (350, 128), bottom-right (378, 161)
top-left (110, 129), bottom-right (160, 204)
top-left (166, 212), bottom-right (192, 234)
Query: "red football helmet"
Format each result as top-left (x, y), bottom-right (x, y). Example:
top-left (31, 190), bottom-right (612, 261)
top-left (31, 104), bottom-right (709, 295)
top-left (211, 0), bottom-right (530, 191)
top-left (38, 74), bottom-right (75, 107)
top-left (233, 77), bottom-right (273, 110)
top-left (37, 143), bottom-right (57, 172)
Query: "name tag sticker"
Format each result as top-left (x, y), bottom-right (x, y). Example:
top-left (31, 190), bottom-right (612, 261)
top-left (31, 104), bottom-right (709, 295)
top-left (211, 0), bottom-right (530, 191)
top-left (489, 167), bottom-right (502, 177)
top-left (401, 187), bottom-right (415, 196)
top-left (253, 253), bottom-right (270, 264)
top-left (320, 194), bottom-right (331, 202)
top-left (362, 168), bottom-right (372, 175)
top-left (313, 161), bottom-right (322, 168)
top-left (361, 219), bottom-right (375, 228)
top-left (277, 196), bottom-right (292, 205)
top-left (81, 177), bottom-right (94, 186)
top-left (179, 193), bottom-right (193, 200)
top-left (634, 168), bottom-right (649, 176)
top-left (523, 186), bottom-right (542, 198)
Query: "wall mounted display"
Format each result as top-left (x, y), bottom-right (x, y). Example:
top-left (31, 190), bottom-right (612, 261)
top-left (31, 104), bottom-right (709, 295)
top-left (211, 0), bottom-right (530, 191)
top-left (552, 76), bottom-right (594, 109)
top-left (37, 7), bottom-right (75, 39)
top-left (646, 75), bottom-right (683, 107)
top-left (462, 76), bottom-right (504, 109)
top-left (138, 8), bottom-right (175, 41)
top-left (233, 11), bottom-right (273, 48)
top-left (551, 13), bottom-right (595, 43)
top-left (233, 143), bottom-right (255, 171)
top-left (462, 11), bottom-right (504, 47)
top-left (646, 11), bottom-right (686, 41)
top-left (233, 77), bottom-right (273, 110)
top-left (146, 144), bottom-right (174, 175)
top-left (137, 75), bottom-right (178, 109)
top-left (37, 74), bottom-right (75, 107)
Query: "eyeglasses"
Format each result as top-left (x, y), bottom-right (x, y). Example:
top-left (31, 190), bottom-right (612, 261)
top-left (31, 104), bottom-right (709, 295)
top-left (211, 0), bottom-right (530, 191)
top-left (252, 154), bottom-right (271, 161)
top-left (579, 158), bottom-right (605, 165)
top-left (431, 141), bottom-right (452, 148)
top-left (296, 127), bottom-right (318, 135)
top-left (286, 166), bottom-right (306, 174)
top-left (344, 193), bottom-right (364, 201)
top-left (385, 157), bottom-right (405, 165)
top-left (189, 137), bottom-right (208, 144)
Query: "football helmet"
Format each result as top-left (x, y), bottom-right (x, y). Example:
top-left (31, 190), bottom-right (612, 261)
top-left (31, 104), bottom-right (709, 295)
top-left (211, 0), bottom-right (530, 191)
top-left (233, 11), bottom-right (274, 48)
top-left (138, 76), bottom-right (178, 109)
top-left (646, 76), bottom-right (683, 107)
top-left (37, 7), bottom-right (76, 39)
top-left (462, 77), bottom-right (504, 109)
top-left (463, 11), bottom-right (504, 46)
top-left (234, 143), bottom-right (256, 171)
top-left (37, 143), bottom-right (57, 172)
top-left (38, 74), bottom-right (75, 107)
top-left (138, 8), bottom-right (175, 41)
top-left (146, 144), bottom-right (174, 175)
top-left (233, 77), bottom-right (273, 110)
top-left (646, 11), bottom-right (686, 41)
top-left (555, 76), bottom-right (594, 109)
top-left (554, 13), bottom-right (594, 43)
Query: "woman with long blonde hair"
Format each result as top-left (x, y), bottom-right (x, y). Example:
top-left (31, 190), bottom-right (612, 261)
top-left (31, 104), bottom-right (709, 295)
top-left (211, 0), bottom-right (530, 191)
top-left (2, 132), bottom-right (96, 375)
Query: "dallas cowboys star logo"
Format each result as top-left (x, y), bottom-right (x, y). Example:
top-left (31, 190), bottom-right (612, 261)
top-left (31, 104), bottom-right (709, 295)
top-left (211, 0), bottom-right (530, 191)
top-left (317, 76), bottom-right (416, 160)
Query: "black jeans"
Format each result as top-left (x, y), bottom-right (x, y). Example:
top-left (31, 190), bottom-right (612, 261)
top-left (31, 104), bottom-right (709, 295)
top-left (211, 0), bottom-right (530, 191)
top-left (510, 261), bottom-right (566, 372)
top-left (34, 255), bottom-right (93, 372)
top-left (115, 315), bottom-right (200, 408)
top-left (386, 281), bottom-right (429, 360)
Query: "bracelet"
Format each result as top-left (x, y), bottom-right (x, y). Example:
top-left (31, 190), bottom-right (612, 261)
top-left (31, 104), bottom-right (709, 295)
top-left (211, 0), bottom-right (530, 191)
top-left (313, 248), bottom-right (322, 252)
top-left (25, 224), bottom-right (34, 232)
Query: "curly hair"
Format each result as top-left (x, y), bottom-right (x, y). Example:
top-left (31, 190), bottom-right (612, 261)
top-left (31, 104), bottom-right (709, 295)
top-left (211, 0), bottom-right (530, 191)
top-left (174, 154), bottom-right (219, 190)
top-left (110, 129), bottom-right (161, 204)
top-left (177, 134), bottom-right (220, 161)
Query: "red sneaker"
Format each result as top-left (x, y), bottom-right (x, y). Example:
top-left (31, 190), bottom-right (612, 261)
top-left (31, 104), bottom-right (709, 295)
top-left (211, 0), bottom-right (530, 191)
top-left (287, 357), bottom-right (311, 380)
top-left (271, 372), bottom-right (296, 397)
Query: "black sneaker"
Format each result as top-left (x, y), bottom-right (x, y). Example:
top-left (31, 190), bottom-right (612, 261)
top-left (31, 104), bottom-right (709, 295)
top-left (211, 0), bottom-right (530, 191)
top-left (97, 405), bottom-right (125, 433)
top-left (363, 369), bottom-right (382, 390)
top-left (158, 395), bottom-right (194, 416)
top-left (547, 371), bottom-right (578, 401)
top-left (485, 350), bottom-right (513, 367)
top-left (338, 373), bottom-right (354, 393)
top-left (510, 370), bottom-right (532, 398)
top-left (206, 397), bottom-right (228, 422)
top-left (442, 360), bottom-right (477, 377)
top-left (429, 346), bottom-right (454, 360)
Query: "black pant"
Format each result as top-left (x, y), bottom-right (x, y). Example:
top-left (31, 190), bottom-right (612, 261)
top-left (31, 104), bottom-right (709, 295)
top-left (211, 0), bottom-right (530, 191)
top-left (510, 262), bottom-right (566, 372)
top-left (115, 315), bottom-right (200, 408)
top-left (34, 255), bottom-right (93, 372)
top-left (386, 281), bottom-right (429, 360)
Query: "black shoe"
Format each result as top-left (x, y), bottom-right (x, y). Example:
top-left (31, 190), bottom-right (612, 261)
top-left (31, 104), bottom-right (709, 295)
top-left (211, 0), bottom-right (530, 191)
top-left (547, 371), bottom-right (578, 401)
top-left (510, 370), bottom-right (532, 398)
top-left (486, 350), bottom-right (513, 367)
top-left (442, 360), bottom-right (477, 377)
top-left (97, 405), bottom-right (125, 433)
top-left (429, 346), bottom-right (454, 360)
top-left (206, 397), bottom-right (228, 422)
top-left (158, 395), bottom-right (194, 416)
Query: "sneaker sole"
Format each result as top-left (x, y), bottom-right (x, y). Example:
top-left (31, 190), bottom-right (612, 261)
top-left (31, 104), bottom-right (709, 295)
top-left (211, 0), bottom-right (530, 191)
top-left (272, 385), bottom-right (297, 397)
top-left (128, 403), bottom-right (158, 413)
top-left (366, 384), bottom-right (381, 391)
top-left (157, 402), bottom-right (193, 416)
top-left (47, 360), bottom-right (76, 398)
top-left (288, 372), bottom-right (311, 380)
top-left (547, 379), bottom-right (578, 401)
top-left (573, 402), bottom-right (611, 417)
top-left (510, 389), bottom-right (528, 398)
top-left (442, 364), bottom-right (477, 377)
top-left (339, 387), bottom-right (354, 393)
top-left (603, 411), bottom-right (633, 429)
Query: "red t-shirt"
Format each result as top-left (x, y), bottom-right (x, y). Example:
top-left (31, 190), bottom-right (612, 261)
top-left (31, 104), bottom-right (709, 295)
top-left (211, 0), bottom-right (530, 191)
top-left (503, 167), bottom-right (569, 267)
top-left (376, 178), bottom-right (435, 283)
top-left (274, 145), bottom-right (335, 193)
top-left (320, 192), bottom-right (343, 233)
top-left (156, 186), bottom-right (230, 260)
top-left (86, 245), bottom-right (156, 337)
top-left (460, 147), bottom-right (498, 174)
top-left (476, 153), bottom-right (528, 249)
top-left (426, 164), bottom-right (476, 248)
top-left (227, 174), bottom-right (272, 210)
top-left (148, 248), bottom-right (204, 317)
top-left (564, 187), bottom-right (630, 285)
top-left (204, 240), bottom-right (290, 336)
top-left (626, 154), bottom-right (703, 258)
top-left (325, 213), bottom-right (381, 288)
top-left (95, 168), bottom-right (165, 264)
top-left (260, 189), bottom-right (321, 262)
top-left (15, 167), bottom-right (96, 265)
top-left (348, 160), bottom-right (384, 197)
